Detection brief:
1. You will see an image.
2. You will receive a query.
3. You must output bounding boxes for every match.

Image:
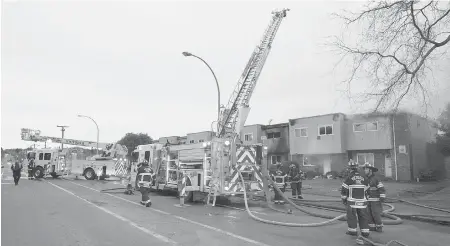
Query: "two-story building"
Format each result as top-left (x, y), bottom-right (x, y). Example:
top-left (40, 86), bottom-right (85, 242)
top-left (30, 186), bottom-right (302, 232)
top-left (288, 111), bottom-right (441, 181)
top-left (288, 113), bottom-right (348, 175)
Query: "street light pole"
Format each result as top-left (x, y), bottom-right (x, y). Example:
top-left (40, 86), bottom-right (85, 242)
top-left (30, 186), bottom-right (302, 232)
top-left (182, 52), bottom-right (221, 133)
top-left (56, 125), bottom-right (69, 150)
top-left (77, 115), bottom-right (99, 155)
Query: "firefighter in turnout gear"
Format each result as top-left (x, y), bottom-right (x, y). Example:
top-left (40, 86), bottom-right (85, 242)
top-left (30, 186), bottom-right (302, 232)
top-left (288, 163), bottom-right (304, 199)
top-left (137, 160), bottom-right (153, 207)
top-left (270, 163), bottom-right (287, 204)
top-left (341, 160), bottom-right (370, 243)
top-left (363, 162), bottom-right (386, 232)
top-left (11, 161), bottom-right (23, 185)
top-left (27, 158), bottom-right (35, 180)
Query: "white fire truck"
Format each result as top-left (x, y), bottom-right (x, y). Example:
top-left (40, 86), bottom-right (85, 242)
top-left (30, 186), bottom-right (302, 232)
top-left (134, 141), bottom-right (264, 202)
top-left (22, 128), bottom-right (128, 180)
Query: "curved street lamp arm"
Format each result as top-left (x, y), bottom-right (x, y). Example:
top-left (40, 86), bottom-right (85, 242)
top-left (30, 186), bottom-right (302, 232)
top-left (190, 54), bottom-right (221, 132)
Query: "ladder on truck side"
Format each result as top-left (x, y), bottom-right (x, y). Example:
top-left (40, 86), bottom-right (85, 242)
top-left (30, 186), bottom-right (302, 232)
top-left (208, 9), bottom-right (289, 205)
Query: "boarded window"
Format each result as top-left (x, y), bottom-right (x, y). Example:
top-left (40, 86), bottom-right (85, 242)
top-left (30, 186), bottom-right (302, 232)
top-left (295, 128), bottom-right (308, 137)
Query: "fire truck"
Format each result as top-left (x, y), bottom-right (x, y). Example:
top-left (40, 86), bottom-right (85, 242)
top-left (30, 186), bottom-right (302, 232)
top-left (134, 141), bottom-right (264, 202)
top-left (134, 8), bottom-right (289, 203)
top-left (22, 128), bottom-right (128, 180)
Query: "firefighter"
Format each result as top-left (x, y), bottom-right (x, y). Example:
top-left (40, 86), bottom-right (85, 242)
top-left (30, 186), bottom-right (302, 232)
top-left (136, 160), bottom-right (153, 207)
top-left (288, 163), bottom-right (304, 199)
top-left (27, 158), bottom-right (35, 180)
top-left (363, 162), bottom-right (386, 232)
top-left (270, 163), bottom-right (287, 204)
top-left (341, 161), bottom-right (370, 243)
top-left (11, 161), bottom-right (23, 185)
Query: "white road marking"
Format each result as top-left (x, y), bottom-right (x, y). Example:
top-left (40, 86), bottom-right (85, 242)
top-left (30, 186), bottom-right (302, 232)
top-left (66, 180), bottom-right (272, 246)
top-left (46, 181), bottom-right (178, 245)
top-left (2, 183), bottom-right (15, 185)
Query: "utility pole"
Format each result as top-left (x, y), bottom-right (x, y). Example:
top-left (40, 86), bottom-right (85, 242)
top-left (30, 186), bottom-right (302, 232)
top-left (57, 125), bottom-right (69, 150)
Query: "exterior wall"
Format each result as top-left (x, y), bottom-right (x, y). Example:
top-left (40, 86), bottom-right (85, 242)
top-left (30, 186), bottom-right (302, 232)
top-left (186, 131), bottom-right (214, 144)
top-left (291, 153), bottom-right (347, 175)
top-left (261, 123), bottom-right (290, 165)
top-left (289, 113), bottom-right (346, 155)
top-left (345, 114), bottom-right (393, 150)
top-left (407, 114), bottom-right (439, 178)
top-left (240, 125), bottom-right (263, 145)
top-left (392, 113), bottom-right (413, 181)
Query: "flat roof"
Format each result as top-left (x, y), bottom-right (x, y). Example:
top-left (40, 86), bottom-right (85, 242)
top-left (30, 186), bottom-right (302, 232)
top-left (289, 112), bottom-right (345, 121)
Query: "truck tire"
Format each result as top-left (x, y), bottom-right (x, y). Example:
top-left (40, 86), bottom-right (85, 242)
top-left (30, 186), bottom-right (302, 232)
top-left (84, 168), bottom-right (96, 180)
top-left (33, 167), bottom-right (45, 179)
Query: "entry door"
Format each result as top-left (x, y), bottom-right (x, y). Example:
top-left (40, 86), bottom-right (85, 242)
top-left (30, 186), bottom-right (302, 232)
top-left (384, 154), bottom-right (392, 178)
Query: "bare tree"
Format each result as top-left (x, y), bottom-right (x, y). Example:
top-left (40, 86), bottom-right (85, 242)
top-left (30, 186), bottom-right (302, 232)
top-left (331, 0), bottom-right (450, 113)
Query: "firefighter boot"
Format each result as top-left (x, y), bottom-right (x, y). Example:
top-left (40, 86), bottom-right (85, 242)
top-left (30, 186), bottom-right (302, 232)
top-left (376, 227), bottom-right (383, 233)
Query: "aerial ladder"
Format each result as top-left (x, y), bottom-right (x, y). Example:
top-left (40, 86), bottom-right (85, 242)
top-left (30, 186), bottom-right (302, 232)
top-left (207, 8), bottom-right (290, 204)
top-left (217, 9), bottom-right (289, 139)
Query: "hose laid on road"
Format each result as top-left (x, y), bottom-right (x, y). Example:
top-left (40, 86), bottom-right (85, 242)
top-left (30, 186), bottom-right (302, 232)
top-left (289, 198), bottom-right (403, 225)
top-left (387, 198), bottom-right (450, 214)
top-left (357, 236), bottom-right (409, 246)
top-left (238, 169), bottom-right (346, 227)
top-left (238, 173), bottom-right (409, 246)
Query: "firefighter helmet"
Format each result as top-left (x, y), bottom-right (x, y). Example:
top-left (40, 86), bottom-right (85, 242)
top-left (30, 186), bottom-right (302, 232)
top-left (348, 159), bottom-right (358, 169)
top-left (362, 162), bottom-right (378, 172)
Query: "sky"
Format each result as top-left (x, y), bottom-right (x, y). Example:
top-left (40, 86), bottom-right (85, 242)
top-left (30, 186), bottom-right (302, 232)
top-left (1, 0), bottom-right (449, 149)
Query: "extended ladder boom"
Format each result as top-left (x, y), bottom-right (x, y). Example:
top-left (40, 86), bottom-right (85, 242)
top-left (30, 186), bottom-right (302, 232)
top-left (217, 9), bottom-right (289, 137)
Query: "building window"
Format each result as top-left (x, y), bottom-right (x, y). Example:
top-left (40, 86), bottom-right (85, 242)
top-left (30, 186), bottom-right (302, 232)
top-left (367, 122), bottom-right (378, 131)
top-left (356, 153), bottom-right (374, 165)
top-left (295, 127), bottom-right (308, 137)
top-left (302, 156), bottom-right (314, 166)
top-left (353, 123), bottom-right (366, 132)
top-left (271, 155), bottom-right (282, 164)
top-left (267, 132), bottom-right (281, 139)
top-left (189, 140), bottom-right (195, 144)
top-left (318, 125), bottom-right (333, 136)
top-left (199, 139), bottom-right (204, 143)
top-left (244, 133), bottom-right (253, 141)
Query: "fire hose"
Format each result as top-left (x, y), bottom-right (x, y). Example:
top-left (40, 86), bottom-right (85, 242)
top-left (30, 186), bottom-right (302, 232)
top-left (238, 169), bottom-right (346, 227)
top-left (237, 170), bottom-right (409, 246)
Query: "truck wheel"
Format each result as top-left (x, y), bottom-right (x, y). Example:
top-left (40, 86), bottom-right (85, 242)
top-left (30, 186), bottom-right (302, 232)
top-left (33, 167), bottom-right (45, 179)
top-left (84, 168), bottom-right (96, 180)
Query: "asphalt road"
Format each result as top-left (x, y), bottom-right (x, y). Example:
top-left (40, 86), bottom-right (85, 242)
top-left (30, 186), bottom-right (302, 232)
top-left (2, 174), bottom-right (450, 246)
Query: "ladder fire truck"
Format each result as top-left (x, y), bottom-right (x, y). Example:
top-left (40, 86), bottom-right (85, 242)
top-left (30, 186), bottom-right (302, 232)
top-left (134, 8), bottom-right (289, 202)
top-left (21, 128), bottom-right (128, 180)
